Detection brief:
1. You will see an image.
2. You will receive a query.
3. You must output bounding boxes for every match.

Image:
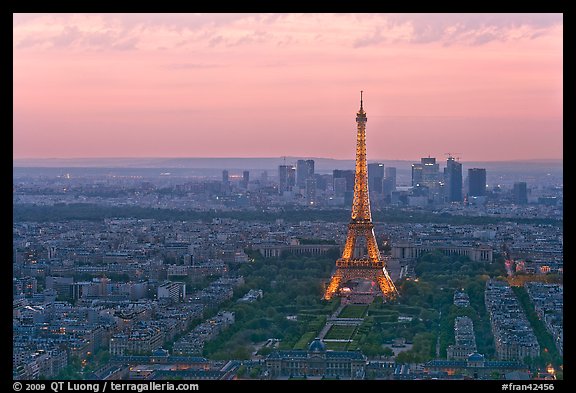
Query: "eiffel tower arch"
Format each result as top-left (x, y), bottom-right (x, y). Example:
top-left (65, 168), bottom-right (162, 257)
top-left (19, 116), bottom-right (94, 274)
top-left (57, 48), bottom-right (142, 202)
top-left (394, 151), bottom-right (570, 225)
top-left (324, 92), bottom-right (398, 301)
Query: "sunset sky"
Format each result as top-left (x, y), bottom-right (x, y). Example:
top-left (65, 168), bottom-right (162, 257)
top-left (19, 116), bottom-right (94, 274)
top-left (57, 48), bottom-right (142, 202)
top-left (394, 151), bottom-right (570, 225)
top-left (13, 13), bottom-right (563, 161)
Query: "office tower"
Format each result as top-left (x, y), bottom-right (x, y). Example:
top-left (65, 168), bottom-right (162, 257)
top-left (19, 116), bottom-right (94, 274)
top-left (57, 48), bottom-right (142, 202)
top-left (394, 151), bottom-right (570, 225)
top-left (383, 167), bottom-right (396, 197)
top-left (314, 173), bottom-right (330, 191)
top-left (444, 156), bottom-right (463, 202)
top-left (512, 182), bottom-right (528, 204)
top-left (368, 163), bottom-right (384, 194)
top-left (222, 169), bottom-right (230, 194)
top-left (296, 159), bottom-right (315, 188)
top-left (305, 177), bottom-right (316, 205)
top-left (421, 157), bottom-right (440, 188)
top-left (412, 157), bottom-right (439, 189)
top-left (333, 169), bottom-right (355, 192)
top-left (324, 92), bottom-right (397, 300)
top-left (242, 170), bottom-right (249, 188)
top-left (385, 167), bottom-right (396, 189)
top-left (468, 168), bottom-right (487, 197)
top-left (411, 163), bottom-right (423, 187)
top-left (278, 165), bottom-right (296, 194)
top-left (333, 177), bottom-right (347, 197)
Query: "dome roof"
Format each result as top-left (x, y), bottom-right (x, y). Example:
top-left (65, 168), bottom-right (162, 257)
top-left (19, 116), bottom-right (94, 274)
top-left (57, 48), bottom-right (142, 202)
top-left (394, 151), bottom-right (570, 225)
top-left (152, 348), bottom-right (169, 357)
top-left (308, 338), bottom-right (327, 352)
top-left (468, 352), bottom-right (485, 361)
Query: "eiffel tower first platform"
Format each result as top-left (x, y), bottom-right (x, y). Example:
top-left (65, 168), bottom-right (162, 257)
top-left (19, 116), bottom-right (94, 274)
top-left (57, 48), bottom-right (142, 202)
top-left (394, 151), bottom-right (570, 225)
top-left (324, 92), bottom-right (398, 301)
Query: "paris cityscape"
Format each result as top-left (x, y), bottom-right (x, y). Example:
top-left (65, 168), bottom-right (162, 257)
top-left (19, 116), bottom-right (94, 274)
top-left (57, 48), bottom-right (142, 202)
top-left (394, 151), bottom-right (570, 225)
top-left (13, 13), bottom-right (562, 382)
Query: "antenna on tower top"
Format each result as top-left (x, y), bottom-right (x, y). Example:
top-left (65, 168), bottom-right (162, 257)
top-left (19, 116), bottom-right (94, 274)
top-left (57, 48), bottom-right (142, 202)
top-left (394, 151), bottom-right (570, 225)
top-left (360, 90), bottom-right (363, 109)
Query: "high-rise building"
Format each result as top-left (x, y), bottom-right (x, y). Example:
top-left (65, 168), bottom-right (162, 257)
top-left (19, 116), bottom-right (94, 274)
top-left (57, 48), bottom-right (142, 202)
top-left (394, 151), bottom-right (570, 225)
top-left (444, 156), bottom-right (462, 202)
top-left (222, 169), bottom-right (230, 194)
top-left (333, 177), bottom-right (347, 197)
top-left (333, 169), bottom-right (355, 192)
top-left (368, 163), bottom-right (384, 194)
top-left (421, 157), bottom-right (440, 188)
top-left (468, 168), bottom-right (486, 197)
top-left (512, 182), bottom-right (528, 205)
top-left (305, 178), bottom-right (316, 205)
top-left (411, 163), bottom-right (423, 187)
top-left (385, 167), bottom-right (396, 188)
top-left (412, 157), bottom-right (440, 191)
top-left (296, 159), bottom-right (315, 188)
top-left (242, 170), bottom-right (250, 188)
top-left (278, 165), bottom-right (296, 194)
top-left (383, 167), bottom-right (396, 197)
top-left (314, 173), bottom-right (330, 191)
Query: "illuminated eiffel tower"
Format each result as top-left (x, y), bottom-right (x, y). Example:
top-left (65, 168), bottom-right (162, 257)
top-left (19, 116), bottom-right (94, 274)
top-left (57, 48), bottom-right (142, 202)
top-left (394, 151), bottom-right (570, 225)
top-left (324, 92), bottom-right (398, 300)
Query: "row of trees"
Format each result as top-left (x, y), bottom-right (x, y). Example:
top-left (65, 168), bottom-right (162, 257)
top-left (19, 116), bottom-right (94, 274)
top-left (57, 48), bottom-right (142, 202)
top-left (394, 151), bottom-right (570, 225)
top-left (512, 286), bottom-right (563, 369)
top-left (14, 203), bottom-right (562, 227)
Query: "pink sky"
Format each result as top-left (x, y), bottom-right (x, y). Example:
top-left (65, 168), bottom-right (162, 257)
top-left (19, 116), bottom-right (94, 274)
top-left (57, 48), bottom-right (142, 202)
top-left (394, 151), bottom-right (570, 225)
top-left (13, 13), bottom-right (563, 161)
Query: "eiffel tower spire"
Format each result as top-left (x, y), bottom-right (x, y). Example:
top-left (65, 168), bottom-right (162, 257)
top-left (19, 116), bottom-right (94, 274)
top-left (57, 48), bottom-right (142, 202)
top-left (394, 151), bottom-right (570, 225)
top-left (324, 92), bottom-right (398, 300)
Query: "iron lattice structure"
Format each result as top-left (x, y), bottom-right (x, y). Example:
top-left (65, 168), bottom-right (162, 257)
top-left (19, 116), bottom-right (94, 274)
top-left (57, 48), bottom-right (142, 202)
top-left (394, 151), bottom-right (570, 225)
top-left (324, 92), bottom-right (398, 300)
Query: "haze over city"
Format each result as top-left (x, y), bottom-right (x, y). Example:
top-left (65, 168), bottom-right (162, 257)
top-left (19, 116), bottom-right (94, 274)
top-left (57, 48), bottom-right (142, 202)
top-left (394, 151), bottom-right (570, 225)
top-left (13, 13), bottom-right (562, 161)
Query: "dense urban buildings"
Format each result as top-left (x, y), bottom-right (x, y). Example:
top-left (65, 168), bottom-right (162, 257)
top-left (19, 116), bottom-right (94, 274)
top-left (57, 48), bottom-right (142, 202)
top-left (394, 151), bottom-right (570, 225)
top-left (485, 280), bottom-right (540, 361)
top-left (13, 155), bottom-right (562, 380)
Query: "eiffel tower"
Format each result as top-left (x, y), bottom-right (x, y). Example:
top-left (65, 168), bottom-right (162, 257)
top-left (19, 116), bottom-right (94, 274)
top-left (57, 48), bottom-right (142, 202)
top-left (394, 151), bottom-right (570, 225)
top-left (324, 92), bottom-right (398, 300)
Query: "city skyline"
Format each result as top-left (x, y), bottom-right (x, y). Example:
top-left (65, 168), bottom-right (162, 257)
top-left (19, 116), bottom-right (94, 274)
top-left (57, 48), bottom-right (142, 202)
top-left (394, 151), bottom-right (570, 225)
top-left (14, 13), bottom-right (563, 161)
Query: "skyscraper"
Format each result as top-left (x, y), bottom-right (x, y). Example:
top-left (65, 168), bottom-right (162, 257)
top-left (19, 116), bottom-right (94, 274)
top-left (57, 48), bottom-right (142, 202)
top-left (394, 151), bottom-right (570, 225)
top-left (333, 177), bottom-right (347, 197)
top-left (444, 156), bottom-right (462, 202)
top-left (222, 170), bottom-right (230, 194)
top-left (512, 182), bottom-right (528, 205)
top-left (412, 157), bottom-right (440, 194)
top-left (385, 167), bottom-right (396, 189)
top-left (468, 168), bottom-right (486, 197)
top-left (333, 169), bottom-right (355, 192)
top-left (368, 163), bottom-right (384, 194)
top-left (411, 163), bottom-right (423, 187)
top-left (278, 165), bottom-right (296, 195)
top-left (242, 170), bottom-right (250, 188)
top-left (296, 159), bottom-right (315, 188)
top-left (305, 177), bottom-right (316, 205)
top-left (383, 167), bottom-right (396, 199)
top-left (421, 157), bottom-right (440, 189)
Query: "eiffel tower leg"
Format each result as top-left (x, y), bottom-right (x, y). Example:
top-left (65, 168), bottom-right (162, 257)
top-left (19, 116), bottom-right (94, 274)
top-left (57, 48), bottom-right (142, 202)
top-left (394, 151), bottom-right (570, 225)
top-left (324, 269), bottom-right (343, 300)
top-left (375, 269), bottom-right (397, 299)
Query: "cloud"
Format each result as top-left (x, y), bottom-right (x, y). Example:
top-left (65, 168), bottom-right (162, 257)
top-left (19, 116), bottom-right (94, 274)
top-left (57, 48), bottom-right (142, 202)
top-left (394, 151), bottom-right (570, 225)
top-left (163, 63), bottom-right (225, 69)
top-left (17, 35), bottom-right (45, 49)
top-left (112, 37), bottom-right (139, 51)
top-left (52, 26), bottom-right (82, 47)
top-left (356, 13), bottom-right (562, 47)
top-left (13, 13), bottom-right (562, 53)
top-left (15, 23), bottom-right (140, 51)
top-left (353, 29), bottom-right (386, 48)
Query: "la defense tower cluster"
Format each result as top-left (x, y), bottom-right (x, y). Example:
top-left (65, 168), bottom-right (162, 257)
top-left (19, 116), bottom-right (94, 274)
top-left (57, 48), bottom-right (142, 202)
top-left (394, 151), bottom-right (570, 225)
top-left (324, 92), bottom-right (398, 301)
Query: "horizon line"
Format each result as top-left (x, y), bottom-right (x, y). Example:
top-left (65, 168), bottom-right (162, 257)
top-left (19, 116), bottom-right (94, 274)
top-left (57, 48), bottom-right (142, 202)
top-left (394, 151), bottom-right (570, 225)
top-left (13, 156), bottom-right (563, 163)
